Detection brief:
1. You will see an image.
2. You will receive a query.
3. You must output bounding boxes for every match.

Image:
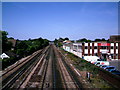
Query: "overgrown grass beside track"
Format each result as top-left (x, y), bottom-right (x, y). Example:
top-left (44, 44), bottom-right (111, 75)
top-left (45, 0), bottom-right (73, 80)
top-left (60, 48), bottom-right (114, 88)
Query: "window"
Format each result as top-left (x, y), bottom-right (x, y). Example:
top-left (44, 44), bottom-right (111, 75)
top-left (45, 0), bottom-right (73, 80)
top-left (88, 46), bottom-right (92, 49)
top-left (85, 46), bottom-right (88, 49)
top-left (74, 45), bottom-right (77, 49)
top-left (95, 53), bottom-right (98, 56)
top-left (101, 46), bottom-right (107, 49)
top-left (116, 54), bottom-right (118, 59)
top-left (111, 46), bottom-right (114, 49)
top-left (94, 46), bottom-right (97, 49)
top-left (110, 54), bottom-right (113, 59)
top-left (78, 45), bottom-right (82, 49)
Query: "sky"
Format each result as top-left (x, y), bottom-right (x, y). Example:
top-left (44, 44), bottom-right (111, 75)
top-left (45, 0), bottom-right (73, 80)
top-left (2, 2), bottom-right (118, 41)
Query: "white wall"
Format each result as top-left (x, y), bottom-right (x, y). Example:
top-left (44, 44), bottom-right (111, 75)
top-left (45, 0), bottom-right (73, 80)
top-left (85, 49), bottom-right (88, 54)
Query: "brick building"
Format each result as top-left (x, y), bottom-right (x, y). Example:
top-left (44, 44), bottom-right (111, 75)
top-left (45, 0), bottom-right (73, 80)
top-left (63, 36), bottom-right (120, 60)
top-left (110, 35), bottom-right (120, 42)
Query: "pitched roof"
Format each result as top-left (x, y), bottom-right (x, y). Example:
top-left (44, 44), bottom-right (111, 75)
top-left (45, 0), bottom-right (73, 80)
top-left (0, 53), bottom-right (10, 59)
top-left (5, 51), bottom-right (16, 57)
top-left (8, 39), bottom-right (17, 47)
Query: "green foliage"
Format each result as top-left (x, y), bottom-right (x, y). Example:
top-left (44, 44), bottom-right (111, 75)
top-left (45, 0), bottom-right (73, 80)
top-left (61, 48), bottom-right (99, 73)
top-left (1, 31), bottom-right (49, 70)
top-left (6, 41), bottom-right (13, 50)
top-left (77, 38), bottom-right (92, 43)
top-left (64, 37), bottom-right (69, 40)
top-left (54, 39), bottom-right (58, 46)
top-left (1, 31), bottom-right (8, 42)
top-left (58, 42), bottom-right (62, 47)
top-left (76, 38), bottom-right (108, 43)
top-left (1, 31), bottom-right (13, 52)
top-left (2, 57), bottom-right (18, 69)
top-left (71, 40), bottom-right (75, 43)
top-left (54, 37), bottom-right (69, 47)
top-left (15, 38), bottom-right (49, 57)
top-left (16, 41), bottom-right (28, 49)
top-left (16, 49), bottom-right (25, 58)
top-left (94, 38), bottom-right (107, 42)
top-left (8, 37), bottom-right (14, 39)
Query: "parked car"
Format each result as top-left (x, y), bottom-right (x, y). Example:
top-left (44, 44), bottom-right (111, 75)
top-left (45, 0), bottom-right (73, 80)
top-left (97, 64), bottom-right (103, 67)
top-left (84, 56), bottom-right (100, 62)
top-left (94, 61), bottom-right (109, 66)
top-left (103, 66), bottom-right (116, 71)
top-left (94, 61), bottom-right (100, 65)
top-left (109, 69), bottom-right (120, 76)
top-left (100, 65), bottom-right (108, 68)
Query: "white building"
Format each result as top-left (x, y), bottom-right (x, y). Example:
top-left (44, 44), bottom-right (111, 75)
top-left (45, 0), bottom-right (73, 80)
top-left (63, 42), bottom-right (120, 61)
top-left (0, 53), bottom-right (10, 59)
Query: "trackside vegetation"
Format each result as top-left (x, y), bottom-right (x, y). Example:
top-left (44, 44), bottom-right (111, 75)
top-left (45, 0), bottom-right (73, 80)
top-left (1, 31), bottom-right (49, 70)
top-left (60, 48), bottom-right (115, 88)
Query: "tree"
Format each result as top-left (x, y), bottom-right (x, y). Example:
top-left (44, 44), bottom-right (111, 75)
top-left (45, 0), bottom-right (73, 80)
top-left (16, 41), bottom-right (28, 57)
top-left (94, 38), bottom-right (107, 42)
top-left (1, 32), bottom-right (50, 69)
top-left (58, 42), bottom-right (62, 47)
top-left (64, 37), bottom-right (69, 40)
top-left (28, 38), bottom-right (31, 41)
top-left (58, 37), bottom-right (64, 42)
top-left (43, 39), bottom-right (49, 47)
top-left (6, 41), bottom-right (13, 50)
top-left (94, 39), bottom-right (101, 42)
top-left (16, 49), bottom-right (25, 58)
top-left (77, 38), bottom-right (88, 42)
top-left (1, 31), bottom-right (8, 42)
top-left (8, 37), bottom-right (14, 39)
top-left (1, 31), bottom-right (13, 52)
top-left (87, 40), bottom-right (92, 42)
top-left (71, 40), bottom-right (75, 43)
top-left (54, 38), bottom-right (58, 45)
top-left (80, 38), bottom-right (88, 42)
top-left (16, 41), bottom-right (28, 49)
top-left (101, 38), bottom-right (106, 41)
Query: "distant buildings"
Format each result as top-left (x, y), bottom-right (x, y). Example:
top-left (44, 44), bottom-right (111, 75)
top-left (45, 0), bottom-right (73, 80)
top-left (0, 53), bottom-right (10, 59)
top-left (8, 39), bottom-right (17, 50)
top-left (63, 35), bottom-right (120, 60)
top-left (110, 35), bottom-right (120, 42)
top-left (63, 40), bottom-right (72, 44)
top-left (0, 39), bottom-right (17, 59)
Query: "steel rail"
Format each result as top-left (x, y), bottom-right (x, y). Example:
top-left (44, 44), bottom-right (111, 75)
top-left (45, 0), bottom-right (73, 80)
top-left (2, 46), bottom-right (50, 90)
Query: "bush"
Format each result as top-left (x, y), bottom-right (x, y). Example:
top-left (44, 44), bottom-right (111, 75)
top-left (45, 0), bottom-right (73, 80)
top-left (2, 57), bottom-right (18, 70)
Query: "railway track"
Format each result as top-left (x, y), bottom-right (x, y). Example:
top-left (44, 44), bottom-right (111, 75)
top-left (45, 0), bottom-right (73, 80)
top-left (53, 45), bottom-right (80, 89)
top-left (58, 48), bottom-right (83, 89)
top-left (2, 44), bottom-right (82, 89)
top-left (1, 46), bottom-right (50, 90)
top-left (22, 45), bottom-right (56, 89)
top-left (23, 46), bottom-right (50, 89)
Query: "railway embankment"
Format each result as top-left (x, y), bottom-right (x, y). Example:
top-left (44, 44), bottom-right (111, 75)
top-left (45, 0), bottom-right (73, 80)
top-left (60, 48), bottom-right (119, 88)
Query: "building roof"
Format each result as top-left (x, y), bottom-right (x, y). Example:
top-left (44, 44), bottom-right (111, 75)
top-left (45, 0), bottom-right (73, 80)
top-left (0, 53), bottom-right (10, 59)
top-left (5, 51), bottom-right (16, 57)
top-left (8, 39), bottom-right (17, 47)
top-left (110, 35), bottom-right (120, 42)
top-left (63, 40), bottom-right (72, 43)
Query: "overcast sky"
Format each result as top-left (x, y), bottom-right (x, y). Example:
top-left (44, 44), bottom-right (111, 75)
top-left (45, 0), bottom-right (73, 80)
top-left (2, 2), bottom-right (118, 40)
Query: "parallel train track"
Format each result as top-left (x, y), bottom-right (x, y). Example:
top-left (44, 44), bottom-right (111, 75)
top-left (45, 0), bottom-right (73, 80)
top-left (2, 44), bottom-right (82, 89)
top-left (1, 46), bottom-right (49, 90)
